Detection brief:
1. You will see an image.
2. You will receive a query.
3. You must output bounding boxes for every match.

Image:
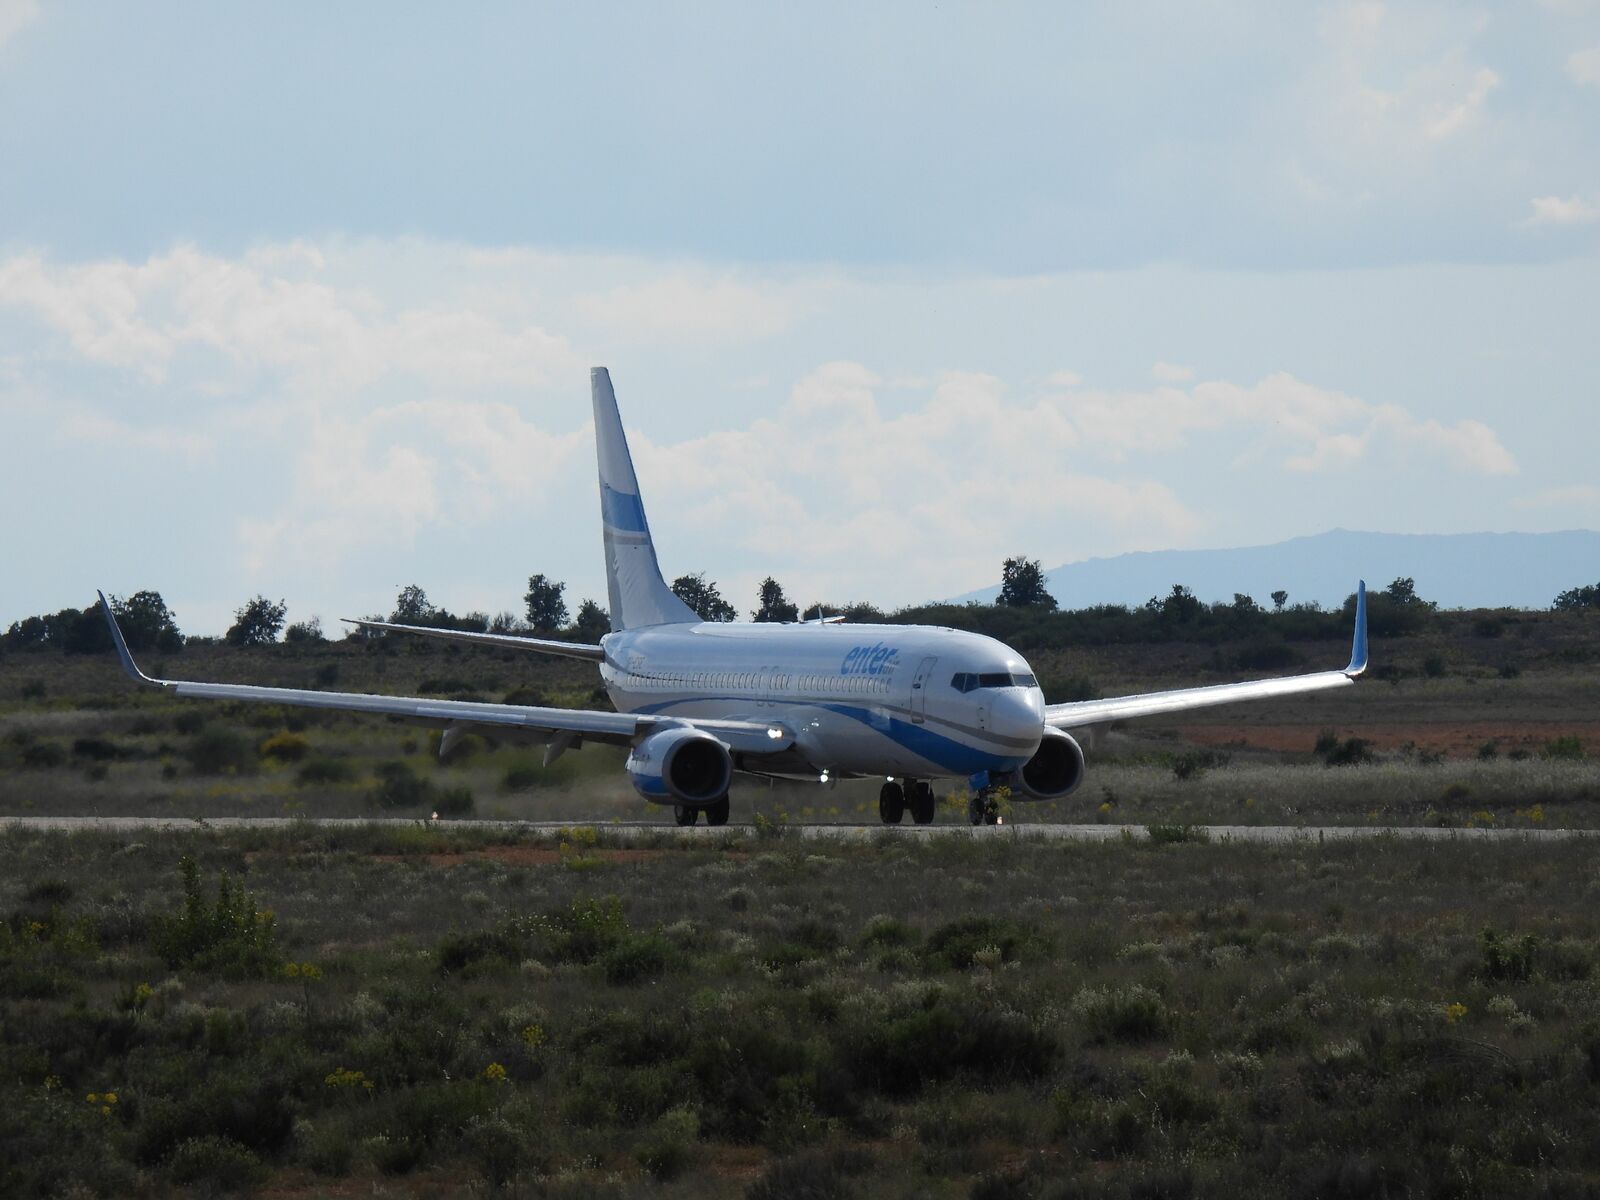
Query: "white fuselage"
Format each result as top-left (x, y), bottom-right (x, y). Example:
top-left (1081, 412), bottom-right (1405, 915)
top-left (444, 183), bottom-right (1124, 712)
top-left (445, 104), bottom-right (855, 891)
top-left (598, 621), bottom-right (1047, 780)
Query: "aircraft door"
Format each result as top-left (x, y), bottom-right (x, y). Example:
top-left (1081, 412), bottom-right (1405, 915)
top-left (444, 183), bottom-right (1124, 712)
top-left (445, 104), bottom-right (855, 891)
top-left (909, 656), bottom-right (937, 724)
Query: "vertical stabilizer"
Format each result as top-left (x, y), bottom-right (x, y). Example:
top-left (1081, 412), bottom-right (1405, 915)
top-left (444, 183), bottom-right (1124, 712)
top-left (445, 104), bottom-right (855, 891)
top-left (592, 368), bottom-right (700, 631)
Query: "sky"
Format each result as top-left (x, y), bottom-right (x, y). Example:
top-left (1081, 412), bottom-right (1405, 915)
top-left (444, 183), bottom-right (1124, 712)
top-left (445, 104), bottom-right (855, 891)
top-left (1, 1), bottom-right (1597, 634)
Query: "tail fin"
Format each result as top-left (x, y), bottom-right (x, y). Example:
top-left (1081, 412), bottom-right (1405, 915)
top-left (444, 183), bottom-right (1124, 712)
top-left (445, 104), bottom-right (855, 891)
top-left (592, 367), bottom-right (700, 631)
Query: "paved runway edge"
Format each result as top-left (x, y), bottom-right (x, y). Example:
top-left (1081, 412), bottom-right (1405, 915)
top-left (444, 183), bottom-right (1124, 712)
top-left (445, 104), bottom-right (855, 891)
top-left (1, 817), bottom-right (1588, 843)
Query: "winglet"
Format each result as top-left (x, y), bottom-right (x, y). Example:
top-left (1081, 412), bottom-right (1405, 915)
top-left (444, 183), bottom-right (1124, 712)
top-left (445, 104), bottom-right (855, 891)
top-left (98, 590), bottom-right (162, 687)
top-left (1344, 580), bottom-right (1368, 677)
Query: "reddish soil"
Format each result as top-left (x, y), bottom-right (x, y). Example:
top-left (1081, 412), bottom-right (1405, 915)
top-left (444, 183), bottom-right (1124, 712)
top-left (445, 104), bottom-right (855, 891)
top-left (1177, 721), bottom-right (1600, 758)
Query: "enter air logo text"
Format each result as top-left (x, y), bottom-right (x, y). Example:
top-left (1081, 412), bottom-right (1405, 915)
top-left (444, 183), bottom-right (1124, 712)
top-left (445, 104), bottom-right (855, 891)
top-left (841, 643), bottom-right (900, 676)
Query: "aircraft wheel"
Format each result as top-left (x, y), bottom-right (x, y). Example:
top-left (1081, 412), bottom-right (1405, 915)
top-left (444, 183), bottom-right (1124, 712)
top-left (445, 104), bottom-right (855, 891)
top-left (878, 781), bottom-right (905, 824)
top-left (673, 805), bottom-right (699, 827)
top-left (909, 782), bottom-right (936, 825)
top-left (967, 795), bottom-right (985, 826)
top-left (705, 796), bottom-right (731, 827)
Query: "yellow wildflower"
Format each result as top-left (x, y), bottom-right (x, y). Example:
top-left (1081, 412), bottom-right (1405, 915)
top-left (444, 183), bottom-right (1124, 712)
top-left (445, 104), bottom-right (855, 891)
top-left (1446, 1002), bottom-right (1468, 1023)
top-left (481, 1062), bottom-right (508, 1084)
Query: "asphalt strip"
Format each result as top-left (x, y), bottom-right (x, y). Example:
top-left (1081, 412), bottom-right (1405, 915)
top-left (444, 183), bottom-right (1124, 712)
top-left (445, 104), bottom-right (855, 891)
top-left (0, 817), bottom-right (1587, 843)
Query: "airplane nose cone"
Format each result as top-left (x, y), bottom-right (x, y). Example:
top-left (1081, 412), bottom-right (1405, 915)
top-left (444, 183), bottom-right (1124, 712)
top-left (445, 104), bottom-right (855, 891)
top-left (991, 688), bottom-right (1046, 745)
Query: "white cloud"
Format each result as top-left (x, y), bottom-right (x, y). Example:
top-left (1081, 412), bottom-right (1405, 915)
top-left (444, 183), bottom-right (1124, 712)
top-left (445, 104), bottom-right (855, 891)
top-left (0, 245), bottom-right (581, 392)
top-left (1044, 371), bottom-right (1516, 476)
top-left (0, 0), bottom-right (38, 50)
top-left (574, 274), bottom-right (795, 343)
top-left (57, 411), bottom-right (212, 460)
top-left (1511, 483), bottom-right (1600, 512)
top-left (0, 237), bottom-right (1538, 624)
top-left (1425, 66), bottom-right (1499, 140)
top-left (1522, 195), bottom-right (1600, 226)
top-left (1569, 46), bottom-right (1600, 87)
top-left (646, 364), bottom-right (1196, 603)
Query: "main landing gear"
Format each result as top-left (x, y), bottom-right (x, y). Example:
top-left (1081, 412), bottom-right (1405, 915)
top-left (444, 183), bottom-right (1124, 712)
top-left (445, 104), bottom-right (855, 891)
top-left (673, 795), bottom-right (731, 827)
top-left (879, 780), bottom-right (936, 825)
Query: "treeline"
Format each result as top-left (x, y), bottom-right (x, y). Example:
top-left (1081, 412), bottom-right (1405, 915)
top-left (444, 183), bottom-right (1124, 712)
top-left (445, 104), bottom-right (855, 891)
top-left (7, 565), bottom-right (1599, 658)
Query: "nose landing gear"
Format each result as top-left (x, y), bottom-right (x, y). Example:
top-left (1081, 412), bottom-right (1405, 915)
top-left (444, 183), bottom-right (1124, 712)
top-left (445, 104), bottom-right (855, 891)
top-left (879, 780), bottom-right (936, 825)
top-left (967, 791), bottom-right (1001, 826)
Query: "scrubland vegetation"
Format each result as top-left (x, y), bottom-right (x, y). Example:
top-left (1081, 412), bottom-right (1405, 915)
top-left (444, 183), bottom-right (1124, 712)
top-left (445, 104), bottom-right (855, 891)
top-left (5, 824), bottom-right (1600, 1197)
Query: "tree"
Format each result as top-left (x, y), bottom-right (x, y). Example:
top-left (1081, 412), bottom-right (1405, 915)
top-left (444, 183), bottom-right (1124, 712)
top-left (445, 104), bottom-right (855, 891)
top-left (226, 596), bottom-right (287, 646)
top-left (672, 572), bottom-right (736, 622)
top-left (1384, 577), bottom-right (1435, 610)
top-left (1148, 584), bottom-right (1201, 624)
top-left (392, 585), bottom-right (435, 624)
top-left (524, 574), bottom-right (569, 633)
top-left (1553, 582), bottom-right (1600, 611)
top-left (112, 590), bottom-right (183, 652)
top-left (752, 577), bottom-right (798, 623)
top-left (573, 598), bottom-right (610, 641)
top-left (1270, 590), bottom-right (1289, 613)
top-left (284, 617), bottom-right (325, 644)
top-left (998, 557), bottom-right (1057, 609)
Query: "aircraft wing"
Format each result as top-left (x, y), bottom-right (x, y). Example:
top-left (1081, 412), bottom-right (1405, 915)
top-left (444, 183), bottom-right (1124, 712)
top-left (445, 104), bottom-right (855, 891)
top-left (1045, 580), bottom-right (1368, 731)
top-left (99, 594), bottom-right (787, 756)
top-left (340, 618), bottom-right (605, 662)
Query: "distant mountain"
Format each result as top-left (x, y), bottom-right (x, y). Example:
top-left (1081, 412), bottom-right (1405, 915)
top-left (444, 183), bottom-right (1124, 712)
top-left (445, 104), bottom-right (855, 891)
top-left (951, 530), bottom-right (1600, 611)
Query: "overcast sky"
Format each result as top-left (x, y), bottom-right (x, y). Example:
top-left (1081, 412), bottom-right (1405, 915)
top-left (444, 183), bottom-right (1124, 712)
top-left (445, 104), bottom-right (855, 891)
top-left (2, 1), bottom-right (1597, 634)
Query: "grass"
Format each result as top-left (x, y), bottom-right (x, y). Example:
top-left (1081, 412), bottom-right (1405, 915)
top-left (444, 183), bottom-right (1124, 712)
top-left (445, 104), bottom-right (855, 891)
top-left (5, 824), bottom-right (1600, 1195)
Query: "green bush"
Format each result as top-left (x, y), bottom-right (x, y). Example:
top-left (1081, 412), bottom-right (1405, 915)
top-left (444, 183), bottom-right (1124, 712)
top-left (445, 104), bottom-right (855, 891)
top-left (1147, 823), bottom-right (1211, 844)
top-left (1072, 984), bottom-right (1170, 1042)
top-left (437, 928), bottom-right (525, 976)
top-left (258, 731), bottom-right (310, 762)
top-left (922, 916), bottom-right (1039, 971)
top-left (296, 757), bottom-right (354, 785)
top-left (186, 727), bottom-right (256, 775)
top-left (635, 1107), bottom-right (699, 1181)
top-left (150, 855), bottom-right (280, 975)
top-left (165, 1136), bottom-right (267, 1193)
top-left (1544, 736), bottom-right (1584, 761)
top-left (602, 932), bottom-right (676, 985)
top-left (1315, 731), bottom-right (1375, 767)
top-left (435, 785), bottom-right (475, 815)
top-left (71, 737), bottom-right (122, 761)
top-left (371, 761), bottom-right (429, 809)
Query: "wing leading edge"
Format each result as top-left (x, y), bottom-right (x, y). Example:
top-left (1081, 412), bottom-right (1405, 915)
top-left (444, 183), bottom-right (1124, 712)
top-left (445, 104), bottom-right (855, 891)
top-left (1045, 580), bottom-right (1369, 731)
top-left (97, 593), bottom-right (788, 756)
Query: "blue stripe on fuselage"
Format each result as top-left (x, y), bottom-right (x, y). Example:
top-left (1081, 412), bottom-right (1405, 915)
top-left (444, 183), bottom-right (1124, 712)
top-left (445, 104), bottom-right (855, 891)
top-left (630, 696), bottom-right (1026, 776)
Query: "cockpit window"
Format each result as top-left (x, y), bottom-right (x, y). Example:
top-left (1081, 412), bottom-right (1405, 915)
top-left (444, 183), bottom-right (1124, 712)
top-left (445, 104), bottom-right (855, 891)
top-left (951, 671), bottom-right (1038, 692)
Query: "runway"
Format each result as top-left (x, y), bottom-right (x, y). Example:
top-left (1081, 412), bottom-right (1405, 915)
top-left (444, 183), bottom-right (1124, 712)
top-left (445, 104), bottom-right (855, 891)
top-left (0, 816), bottom-right (1588, 843)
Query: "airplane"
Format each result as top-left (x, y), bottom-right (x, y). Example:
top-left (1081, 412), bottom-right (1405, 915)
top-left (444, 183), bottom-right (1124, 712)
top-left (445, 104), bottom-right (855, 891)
top-left (100, 367), bottom-right (1369, 828)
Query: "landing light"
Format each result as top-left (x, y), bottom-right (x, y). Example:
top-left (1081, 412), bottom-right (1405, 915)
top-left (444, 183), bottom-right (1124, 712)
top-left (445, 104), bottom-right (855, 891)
top-left (766, 727), bottom-right (784, 740)
top-left (820, 771), bottom-right (830, 783)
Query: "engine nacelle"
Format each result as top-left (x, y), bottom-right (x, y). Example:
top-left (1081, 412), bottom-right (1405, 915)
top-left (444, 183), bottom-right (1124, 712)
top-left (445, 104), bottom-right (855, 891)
top-left (625, 726), bottom-right (733, 806)
top-left (1012, 727), bottom-right (1087, 801)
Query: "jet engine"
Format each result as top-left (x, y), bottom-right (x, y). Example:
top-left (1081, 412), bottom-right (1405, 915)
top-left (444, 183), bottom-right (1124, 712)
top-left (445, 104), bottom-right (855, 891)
top-left (625, 726), bottom-right (733, 805)
top-left (1011, 727), bottom-right (1087, 801)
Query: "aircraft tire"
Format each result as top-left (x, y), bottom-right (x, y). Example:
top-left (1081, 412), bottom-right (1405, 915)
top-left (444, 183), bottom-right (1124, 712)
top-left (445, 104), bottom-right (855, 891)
top-left (705, 796), bottom-right (731, 827)
top-left (673, 805), bottom-right (699, 827)
top-left (878, 781), bottom-right (905, 825)
top-left (909, 783), bottom-right (936, 825)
